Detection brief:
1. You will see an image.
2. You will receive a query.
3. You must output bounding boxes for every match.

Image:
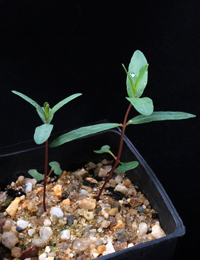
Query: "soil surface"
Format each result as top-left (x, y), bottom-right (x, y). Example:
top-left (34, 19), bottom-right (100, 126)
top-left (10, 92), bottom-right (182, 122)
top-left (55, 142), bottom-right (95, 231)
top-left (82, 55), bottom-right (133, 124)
top-left (0, 159), bottom-right (165, 260)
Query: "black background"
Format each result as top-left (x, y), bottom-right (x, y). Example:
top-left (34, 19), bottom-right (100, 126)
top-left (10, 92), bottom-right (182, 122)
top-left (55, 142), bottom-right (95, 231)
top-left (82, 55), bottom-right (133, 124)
top-left (0, 1), bottom-right (199, 259)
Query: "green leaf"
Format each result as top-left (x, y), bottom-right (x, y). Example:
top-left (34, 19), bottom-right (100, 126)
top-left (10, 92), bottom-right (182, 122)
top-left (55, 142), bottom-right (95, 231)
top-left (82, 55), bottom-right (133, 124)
top-left (94, 145), bottom-right (111, 154)
top-left (44, 102), bottom-right (50, 119)
top-left (94, 145), bottom-right (114, 155)
top-left (116, 161), bottom-right (139, 173)
top-left (50, 93), bottom-right (82, 116)
top-left (37, 107), bottom-right (54, 124)
top-left (128, 111), bottom-right (196, 125)
top-left (135, 64), bottom-right (148, 98)
top-left (49, 161), bottom-right (63, 175)
top-left (50, 123), bottom-right (120, 147)
top-left (126, 50), bottom-right (148, 98)
top-left (12, 90), bottom-right (48, 124)
top-left (28, 169), bottom-right (44, 180)
top-left (126, 97), bottom-right (154, 116)
top-left (122, 64), bottom-right (135, 98)
top-left (12, 90), bottom-right (40, 109)
top-left (34, 124), bottom-right (54, 144)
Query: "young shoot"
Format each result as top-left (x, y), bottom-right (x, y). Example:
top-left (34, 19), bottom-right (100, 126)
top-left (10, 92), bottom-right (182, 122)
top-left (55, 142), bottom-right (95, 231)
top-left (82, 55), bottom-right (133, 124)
top-left (94, 50), bottom-right (196, 199)
top-left (12, 91), bottom-right (82, 211)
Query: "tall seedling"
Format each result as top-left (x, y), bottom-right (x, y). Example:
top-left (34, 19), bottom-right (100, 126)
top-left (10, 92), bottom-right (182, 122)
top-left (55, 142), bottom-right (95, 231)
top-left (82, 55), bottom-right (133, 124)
top-left (12, 91), bottom-right (82, 211)
top-left (50, 50), bottom-right (196, 200)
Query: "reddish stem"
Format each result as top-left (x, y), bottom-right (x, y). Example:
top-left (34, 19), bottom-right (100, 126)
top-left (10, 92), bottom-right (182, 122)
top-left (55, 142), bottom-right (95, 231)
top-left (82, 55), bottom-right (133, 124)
top-left (97, 103), bottom-right (132, 200)
top-left (43, 139), bottom-right (48, 212)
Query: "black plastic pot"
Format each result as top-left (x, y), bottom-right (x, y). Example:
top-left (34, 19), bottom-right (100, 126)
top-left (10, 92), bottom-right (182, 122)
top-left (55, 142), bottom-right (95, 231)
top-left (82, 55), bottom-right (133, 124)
top-left (0, 127), bottom-right (185, 260)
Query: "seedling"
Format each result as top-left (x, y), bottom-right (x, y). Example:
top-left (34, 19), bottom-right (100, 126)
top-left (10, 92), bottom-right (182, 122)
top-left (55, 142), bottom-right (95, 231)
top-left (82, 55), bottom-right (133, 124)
top-left (12, 91), bottom-right (82, 211)
top-left (50, 50), bottom-right (195, 200)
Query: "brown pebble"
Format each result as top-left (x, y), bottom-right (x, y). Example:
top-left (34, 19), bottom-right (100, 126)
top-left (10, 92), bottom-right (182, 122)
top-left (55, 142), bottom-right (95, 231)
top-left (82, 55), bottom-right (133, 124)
top-left (11, 246), bottom-right (22, 258)
top-left (6, 197), bottom-right (21, 218)
top-left (108, 207), bottom-right (118, 216)
top-left (113, 219), bottom-right (125, 231)
top-left (78, 198), bottom-right (96, 210)
top-left (53, 184), bottom-right (63, 198)
top-left (20, 245), bottom-right (38, 259)
top-left (123, 179), bottom-right (132, 187)
top-left (97, 244), bottom-right (106, 254)
top-left (61, 198), bottom-right (71, 206)
top-left (129, 208), bottom-right (137, 216)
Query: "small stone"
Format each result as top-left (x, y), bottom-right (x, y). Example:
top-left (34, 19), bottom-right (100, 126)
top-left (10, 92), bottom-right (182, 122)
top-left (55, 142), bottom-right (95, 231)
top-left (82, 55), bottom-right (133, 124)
top-left (98, 168), bottom-right (108, 177)
top-left (73, 238), bottom-right (91, 251)
top-left (139, 222), bottom-right (148, 235)
top-left (85, 177), bottom-right (98, 183)
top-left (102, 241), bottom-right (115, 255)
top-left (28, 229), bottom-right (35, 237)
top-left (101, 220), bottom-right (110, 228)
top-left (115, 175), bottom-right (123, 183)
top-left (83, 211), bottom-right (94, 220)
top-left (78, 198), bottom-right (96, 210)
top-left (97, 244), bottom-right (106, 254)
top-left (2, 232), bottom-right (19, 249)
top-left (123, 179), bottom-right (132, 187)
top-left (27, 200), bottom-right (38, 213)
top-left (115, 229), bottom-right (129, 242)
top-left (17, 219), bottom-right (29, 230)
top-left (24, 182), bottom-right (32, 192)
top-left (24, 178), bottom-right (37, 186)
top-left (73, 168), bottom-right (87, 179)
top-left (67, 215), bottom-right (76, 226)
top-left (39, 252), bottom-right (47, 260)
top-left (45, 246), bottom-right (51, 253)
top-left (20, 245), bottom-right (38, 260)
top-left (61, 198), bottom-right (71, 206)
top-left (5, 197), bottom-right (21, 218)
top-left (129, 208), bottom-right (137, 216)
top-left (137, 206), bottom-right (145, 213)
top-left (11, 246), bottom-right (22, 258)
top-left (108, 207), bottom-right (118, 216)
top-left (95, 239), bottom-right (103, 247)
top-left (113, 219), bottom-right (125, 231)
top-left (53, 184), bottom-right (63, 198)
top-left (32, 238), bottom-right (46, 248)
top-left (110, 201), bottom-right (121, 211)
top-left (50, 207), bottom-right (64, 218)
top-left (44, 219), bottom-right (51, 227)
top-left (44, 257), bottom-right (54, 260)
top-left (114, 184), bottom-right (128, 195)
top-left (80, 189), bottom-right (88, 195)
top-left (151, 224), bottom-right (166, 239)
top-left (39, 227), bottom-right (53, 242)
top-left (60, 230), bottom-right (70, 240)
top-left (16, 226), bottom-right (23, 232)
top-left (17, 176), bottom-right (25, 184)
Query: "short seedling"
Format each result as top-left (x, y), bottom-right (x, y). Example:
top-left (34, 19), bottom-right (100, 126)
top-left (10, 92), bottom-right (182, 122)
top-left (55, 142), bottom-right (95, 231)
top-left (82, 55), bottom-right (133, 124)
top-left (12, 91), bottom-right (82, 211)
top-left (51, 50), bottom-right (196, 200)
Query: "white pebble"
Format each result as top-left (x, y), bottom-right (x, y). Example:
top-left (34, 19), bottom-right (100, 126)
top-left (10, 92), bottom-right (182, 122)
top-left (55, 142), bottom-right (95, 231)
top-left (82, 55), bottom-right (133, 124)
top-left (40, 227), bottom-right (53, 242)
top-left (25, 182), bottom-right (32, 192)
top-left (103, 241), bottom-right (115, 255)
top-left (114, 184), bottom-right (128, 195)
top-left (44, 219), bottom-right (51, 227)
top-left (17, 219), bottom-right (29, 230)
top-left (39, 252), bottom-right (47, 260)
top-left (28, 228), bottom-right (35, 237)
top-left (115, 175), bottom-right (123, 183)
top-left (50, 207), bottom-right (63, 218)
top-left (60, 230), bottom-right (71, 240)
top-left (45, 246), bottom-right (51, 253)
top-left (152, 224), bottom-right (166, 238)
top-left (24, 178), bottom-right (37, 185)
top-left (80, 189), bottom-right (88, 195)
top-left (139, 222), bottom-right (148, 235)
